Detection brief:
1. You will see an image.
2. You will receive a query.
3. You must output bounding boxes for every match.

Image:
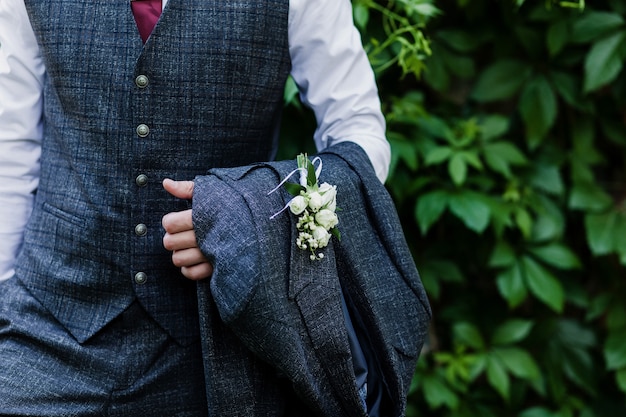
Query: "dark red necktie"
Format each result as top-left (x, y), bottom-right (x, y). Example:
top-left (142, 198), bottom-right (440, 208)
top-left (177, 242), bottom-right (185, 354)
top-left (131, 0), bottom-right (162, 43)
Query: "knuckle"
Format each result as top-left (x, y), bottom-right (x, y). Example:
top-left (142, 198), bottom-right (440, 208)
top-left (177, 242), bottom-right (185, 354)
top-left (171, 252), bottom-right (185, 267)
top-left (161, 214), bottom-right (172, 230)
top-left (162, 234), bottom-right (174, 250)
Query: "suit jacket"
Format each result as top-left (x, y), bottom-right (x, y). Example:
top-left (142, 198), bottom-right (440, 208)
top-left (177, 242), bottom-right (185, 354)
top-left (192, 142), bottom-right (432, 416)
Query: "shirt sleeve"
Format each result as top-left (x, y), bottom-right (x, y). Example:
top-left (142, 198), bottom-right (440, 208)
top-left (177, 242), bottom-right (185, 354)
top-left (288, 0), bottom-right (391, 183)
top-left (0, 0), bottom-right (44, 280)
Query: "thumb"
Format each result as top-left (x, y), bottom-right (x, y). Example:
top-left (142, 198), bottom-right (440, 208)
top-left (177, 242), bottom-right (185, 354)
top-left (163, 178), bottom-right (194, 200)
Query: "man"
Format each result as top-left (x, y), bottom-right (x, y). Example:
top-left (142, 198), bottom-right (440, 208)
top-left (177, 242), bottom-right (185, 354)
top-left (0, 0), bottom-right (392, 415)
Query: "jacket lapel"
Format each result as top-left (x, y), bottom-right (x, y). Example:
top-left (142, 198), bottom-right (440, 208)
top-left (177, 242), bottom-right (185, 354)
top-left (289, 239), bottom-right (366, 416)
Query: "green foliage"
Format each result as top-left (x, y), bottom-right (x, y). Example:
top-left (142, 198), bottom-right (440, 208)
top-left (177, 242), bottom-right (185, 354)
top-left (279, 0), bottom-right (626, 414)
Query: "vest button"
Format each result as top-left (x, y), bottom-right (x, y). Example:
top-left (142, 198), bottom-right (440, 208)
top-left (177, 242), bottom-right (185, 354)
top-left (135, 174), bottom-right (148, 187)
top-left (134, 272), bottom-right (147, 285)
top-left (136, 124), bottom-right (149, 137)
top-left (135, 74), bottom-right (149, 88)
top-left (135, 223), bottom-right (147, 236)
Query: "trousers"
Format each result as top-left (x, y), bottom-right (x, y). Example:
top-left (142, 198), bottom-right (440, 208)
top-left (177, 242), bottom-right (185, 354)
top-left (0, 277), bottom-right (208, 416)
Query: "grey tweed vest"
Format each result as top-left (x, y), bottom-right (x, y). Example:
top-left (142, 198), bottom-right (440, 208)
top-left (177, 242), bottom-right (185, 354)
top-left (17, 0), bottom-right (291, 345)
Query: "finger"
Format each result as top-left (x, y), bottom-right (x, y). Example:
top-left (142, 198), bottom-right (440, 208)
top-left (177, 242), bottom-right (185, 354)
top-left (163, 229), bottom-right (197, 251)
top-left (163, 178), bottom-right (194, 200)
top-left (181, 262), bottom-right (214, 281)
top-left (162, 209), bottom-right (193, 234)
top-left (171, 247), bottom-right (208, 268)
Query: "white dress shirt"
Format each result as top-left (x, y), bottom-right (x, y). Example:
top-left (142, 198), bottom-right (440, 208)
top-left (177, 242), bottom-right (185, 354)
top-left (0, 0), bottom-right (390, 280)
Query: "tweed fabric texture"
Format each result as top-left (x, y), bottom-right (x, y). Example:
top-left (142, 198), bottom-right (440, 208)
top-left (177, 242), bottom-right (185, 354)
top-left (192, 142), bottom-right (432, 416)
top-left (0, 278), bottom-right (208, 415)
top-left (17, 0), bottom-right (291, 344)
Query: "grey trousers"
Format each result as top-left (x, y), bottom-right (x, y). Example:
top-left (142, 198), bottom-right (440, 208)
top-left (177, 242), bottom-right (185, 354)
top-left (0, 277), bottom-right (208, 416)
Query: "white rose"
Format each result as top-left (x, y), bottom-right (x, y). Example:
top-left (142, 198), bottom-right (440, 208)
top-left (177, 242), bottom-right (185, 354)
top-left (307, 191), bottom-right (323, 211)
top-left (312, 226), bottom-right (331, 248)
top-left (320, 185), bottom-right (337, 211)
top-left (315, 209), bottom-right (338, 230)
top-left (318, 182), bottom-right (333, 193)
top-left (289, 195), bottom-right (307, 215)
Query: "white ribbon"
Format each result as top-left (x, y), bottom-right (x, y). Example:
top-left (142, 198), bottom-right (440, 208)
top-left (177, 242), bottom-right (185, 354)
top-left (268, 156), bottom-right (324, 220)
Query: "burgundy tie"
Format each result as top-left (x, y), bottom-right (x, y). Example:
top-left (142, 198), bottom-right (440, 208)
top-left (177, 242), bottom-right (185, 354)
top-left (131, 0), bottom-right (162, 43)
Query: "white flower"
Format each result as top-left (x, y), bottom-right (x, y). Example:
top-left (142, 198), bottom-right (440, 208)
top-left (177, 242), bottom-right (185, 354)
top-left (289, 195), bottom-right (307, 215)
top-left (318, 182), bottom-right (333, 193)
top-left (270, 153), bottom-right (340, 261)
top-left (307, 191), bottom-right (323, 211)
top-left (315, 209), bottom-right (338, 230)
top-left (320, 185), bottom-right (337, 211)
top-left (312, 226), bottom-right (331, 248)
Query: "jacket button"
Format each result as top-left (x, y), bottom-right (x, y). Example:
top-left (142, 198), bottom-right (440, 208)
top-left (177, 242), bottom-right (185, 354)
top-left (135, 174), bottom-right (148, 187)
top-left (136, 124), bottom-right (149, 137)
top-left (135, 223), bottom-right (147, 236)
top-left (134, 272), bottom-right (147, 285)
top-left (135, 74), bottom-right (149, 88)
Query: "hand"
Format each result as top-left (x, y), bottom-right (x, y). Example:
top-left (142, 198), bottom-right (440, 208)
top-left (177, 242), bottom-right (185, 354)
top-left (162, 178), bottom-right (213, 281)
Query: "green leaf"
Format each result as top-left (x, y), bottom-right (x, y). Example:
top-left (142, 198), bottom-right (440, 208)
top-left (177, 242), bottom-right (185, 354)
top-left (519, 407), bottom-right (556, 417)
top-left (584, 30), bottom-right (626, 93)
top-left (515, 208), bottom-right (533, 239)
top-left (547, 19), bottom-right (568, 56)
top-left (496, 264), bottom-right (528, 308)
top-left (549, 70), bottom-right (583, 109)
top-left (424, 146), bottom-right (452, 165)
top-left (530, 165), bottom-right (564, 196)
top-left (486, 354), bottom-right (510, 400)
top-left (284, 182), bottom-right (305, 197)
top-left (460, 150), bottom-right (483, 170)
top-left (522, 256), bottom-right (564, 312)
top-left (562, 345), bottom-right (596, 395)
top-left (531, 195), bottom-right (565, 242)
top-left (448, 191), bottom-right (491, 233)
top-left (528, 243), bottom-right (581, 270)
top-left (480, 115), bottom-right (510, 141)
top-left (449, 153), bottom-right (467, 185)
top-left (519, 75), bottom-right (557, 147)
top-left (601, 118), bottom-right (626, 146)
top-left (423, 45), bottom-right (451, 91)
top-left (422, 374), bottom-right (459, 409)
top-left (389, 135), bottom-right (419, 171)
top-left (616, 218), bottom-right (626, 266)
top-left (491, 320), bottom-right (534, 345)
top-left (494, 347), bottom-right (541, 381)
top-left (556, 319), bottom-right (597, 349)
top-left (584, 211), bottom-right (618, 255)
top-left (471, 59), bottom-right (532, 102)
top-left (569, 182), bottom-right (613, 212)
top-left (605, 328), bottom-right (626, 370)
top-left (454, 322), bottom-right (485, 350)
top-left (616, 368), bottom-right (626, 393)
top-left (437, 29), bottom-right (484, 52)
top-left (570, 11), bottom-right (625, 44)
top-left (398, 0), bottom-right (440, 18)
top-left (306, 159), bottom-right (317, 187)
top-left (607, 304), bottom-right (626, 330)
top-left (484, 142), bottom-right (527, 165)
top-left (352, 2), bottom-right (370, 30)
top-left (572, 117), bottom-right (603, 165)
top-left (443, 53), bottom-right (474, 79)
top-left (489, 241), bottom-right (517, 268)
top-left (283, 76), bottom-right (301, 108)
top-left (415, 190), bottom-right (448, 234)
top-left (418, 115), bottom-right (454, 141)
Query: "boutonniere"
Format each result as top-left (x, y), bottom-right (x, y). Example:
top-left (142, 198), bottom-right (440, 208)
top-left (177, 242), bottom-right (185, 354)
top-left (269, 153), bottom-right (340, 260)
